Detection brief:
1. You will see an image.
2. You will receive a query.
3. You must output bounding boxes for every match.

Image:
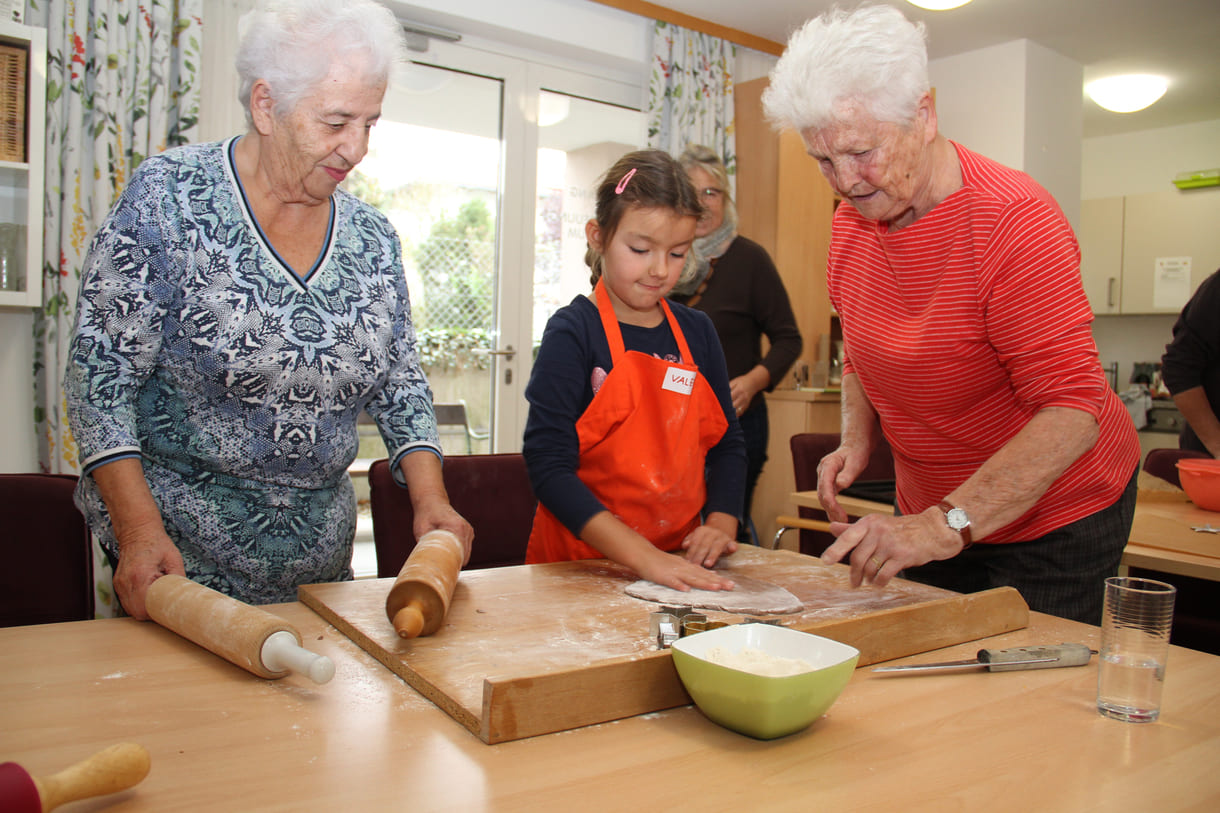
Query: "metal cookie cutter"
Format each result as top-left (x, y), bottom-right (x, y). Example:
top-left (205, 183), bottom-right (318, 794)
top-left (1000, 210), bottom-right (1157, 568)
top-left (1191, 523), bottom-right (1220, 534)
top-left (648, 606), bottom-right (730, 648)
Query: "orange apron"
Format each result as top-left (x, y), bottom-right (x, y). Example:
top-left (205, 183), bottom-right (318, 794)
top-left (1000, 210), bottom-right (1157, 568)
top-left (526, 279), bottom-right (729, 563)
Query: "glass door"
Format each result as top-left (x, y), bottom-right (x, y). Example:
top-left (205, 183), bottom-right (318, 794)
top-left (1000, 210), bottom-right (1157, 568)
top-left (532, 90), bottom-right (645, 345)
top-left (349, 42), bottom-right (644, 455)
top-left (350, 60), bottom-right (505, 456)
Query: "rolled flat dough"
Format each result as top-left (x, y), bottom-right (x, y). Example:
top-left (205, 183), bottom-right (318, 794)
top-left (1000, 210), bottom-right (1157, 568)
top-left (625, 573), bottom-right (803, 615)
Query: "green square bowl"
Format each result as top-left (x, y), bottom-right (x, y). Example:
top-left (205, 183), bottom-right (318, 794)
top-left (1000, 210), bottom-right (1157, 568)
top-left (669, 623), bottom-right (859, 740)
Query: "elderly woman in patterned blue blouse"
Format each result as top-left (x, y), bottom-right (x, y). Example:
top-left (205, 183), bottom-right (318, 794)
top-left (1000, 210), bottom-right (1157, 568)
top-left (64, 0), bottom-right (473, 619)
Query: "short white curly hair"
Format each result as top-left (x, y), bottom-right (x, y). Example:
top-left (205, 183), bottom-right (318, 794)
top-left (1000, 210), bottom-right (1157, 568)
top-left (762, 4), bottom-right (930, 133)
top-left (236, 0), bottom-right (407, 129)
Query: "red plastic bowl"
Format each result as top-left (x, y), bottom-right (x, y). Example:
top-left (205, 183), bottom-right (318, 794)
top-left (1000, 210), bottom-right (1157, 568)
top-left (1176, 458), bottom-right (1220, 512)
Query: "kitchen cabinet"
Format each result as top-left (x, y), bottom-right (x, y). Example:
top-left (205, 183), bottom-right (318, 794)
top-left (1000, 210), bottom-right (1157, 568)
top-left (1079, 196), bottom-right (1124, 313)
top-left (734, 76), bottom-right (838, 385)
top-left (1079, 187), bottom-right (1220, 315)
top-left (752, 389), bottom-right (840, 549)
top-left (0, 20), bottom-right (45, 310)
top-left (1122, 186), bottom-right (1220, 313)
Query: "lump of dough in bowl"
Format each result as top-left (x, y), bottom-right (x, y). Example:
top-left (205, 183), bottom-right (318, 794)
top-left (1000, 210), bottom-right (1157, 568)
top-left (703, 645), bottom-right (814, 677)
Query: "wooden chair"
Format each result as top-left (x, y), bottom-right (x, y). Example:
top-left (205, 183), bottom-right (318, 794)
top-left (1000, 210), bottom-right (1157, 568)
top-left (1142, 447), bottom-right (1210, 489)
top-left (0, 473), bottom-right (94, 626)
top-left (773, 433), bottom-right (896, 555)
top-left (368, 454), bottom-right (535, 577)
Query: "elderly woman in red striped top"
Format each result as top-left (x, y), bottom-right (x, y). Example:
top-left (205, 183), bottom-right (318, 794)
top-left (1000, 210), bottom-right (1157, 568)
top-left (762, 5), bottom-right (1139, 624)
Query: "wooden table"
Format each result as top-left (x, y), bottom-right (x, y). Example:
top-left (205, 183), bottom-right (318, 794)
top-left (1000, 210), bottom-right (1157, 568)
top-left (790, 486), bottom-right (1220, 583)
top-left (1125, 490), bottom-right (1220, 582)
top-left (3, 596), bottom-right (1219, 810)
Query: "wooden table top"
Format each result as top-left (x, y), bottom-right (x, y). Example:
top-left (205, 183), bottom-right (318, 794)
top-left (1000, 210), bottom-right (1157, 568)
top-left (3, 590), bottom-right (1220, 810)
top-left (791, 485), bottom-right (1220, 583)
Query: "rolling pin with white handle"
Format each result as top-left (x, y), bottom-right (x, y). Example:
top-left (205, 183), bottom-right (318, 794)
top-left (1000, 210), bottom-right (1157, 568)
top-left (146, 574), bottom-right (334, 683)
top-left (385, 529), bottom-right (464, 638)
top-left (0, 742), bottom-right (150, 813)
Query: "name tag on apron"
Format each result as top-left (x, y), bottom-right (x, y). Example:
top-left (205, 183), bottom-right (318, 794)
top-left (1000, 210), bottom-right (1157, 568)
top-left (662, 366), bottom-right (697, 395)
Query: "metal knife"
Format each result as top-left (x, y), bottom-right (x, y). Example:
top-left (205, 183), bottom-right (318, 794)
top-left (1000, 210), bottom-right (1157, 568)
top-left (872, 642), bottom-right (1096, 674)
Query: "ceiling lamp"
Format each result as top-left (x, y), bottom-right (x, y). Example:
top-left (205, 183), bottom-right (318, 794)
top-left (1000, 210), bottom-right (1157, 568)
top-left (906, 0), bottom-right (974, 10)
top-left (1086, 74), bottom-right (1169, 113)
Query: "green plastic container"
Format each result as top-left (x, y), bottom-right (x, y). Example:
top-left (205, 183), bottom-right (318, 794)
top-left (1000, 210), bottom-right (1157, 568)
top-left (670, 624), bottom-right (859, 740)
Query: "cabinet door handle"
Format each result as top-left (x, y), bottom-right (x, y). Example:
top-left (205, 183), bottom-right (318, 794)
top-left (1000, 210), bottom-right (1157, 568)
top-left (1107, 277), bottom-right (1117, 309)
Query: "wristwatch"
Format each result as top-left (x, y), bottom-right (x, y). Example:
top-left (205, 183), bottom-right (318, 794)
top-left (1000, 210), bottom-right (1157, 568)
top-left (937, 500), bottom-right (973, 549)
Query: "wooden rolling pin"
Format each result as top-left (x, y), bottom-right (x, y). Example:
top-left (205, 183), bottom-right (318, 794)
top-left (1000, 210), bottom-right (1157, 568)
top-left (0, 743), bottom-right (150, 812)
top-left (146, 574), bottom-right (335, 684)
top-left (385, 529), bottom-right (464, 638)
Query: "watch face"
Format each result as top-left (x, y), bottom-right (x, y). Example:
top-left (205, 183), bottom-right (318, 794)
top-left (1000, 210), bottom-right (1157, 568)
top-left (946, 507), bottom-right (970, 531)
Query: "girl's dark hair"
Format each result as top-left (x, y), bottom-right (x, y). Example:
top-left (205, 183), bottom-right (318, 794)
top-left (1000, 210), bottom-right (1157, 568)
top-left (586, 149), bottom-right (704, 283)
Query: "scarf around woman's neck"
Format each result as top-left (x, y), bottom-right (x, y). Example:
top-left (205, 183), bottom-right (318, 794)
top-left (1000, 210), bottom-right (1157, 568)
top-left (671, 210), bottom-right (738, 299)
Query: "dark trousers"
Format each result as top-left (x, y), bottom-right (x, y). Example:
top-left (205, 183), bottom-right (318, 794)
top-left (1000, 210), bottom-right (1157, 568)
top-left (737, 400), bottom-right (769, 545)
top-left (903, 466), bottom-right (1139, 625)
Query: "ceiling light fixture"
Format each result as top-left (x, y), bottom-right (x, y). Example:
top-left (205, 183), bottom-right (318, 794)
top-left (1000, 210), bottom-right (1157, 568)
top-left (905, 0), bottom-right (974, 10)
top-left (1085, 74), bottom-right (1169, 113)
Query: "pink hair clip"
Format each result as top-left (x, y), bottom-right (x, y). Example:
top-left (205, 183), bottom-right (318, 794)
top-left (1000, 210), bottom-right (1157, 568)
top-left (615, 168), bottom-right (637, 194)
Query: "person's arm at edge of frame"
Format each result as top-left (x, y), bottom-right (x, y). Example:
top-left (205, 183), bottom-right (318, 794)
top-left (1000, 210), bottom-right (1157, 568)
top-left (1171, 387), bottom-right (1220, 457)
top-left (91, 458), bottom-right (185, 621)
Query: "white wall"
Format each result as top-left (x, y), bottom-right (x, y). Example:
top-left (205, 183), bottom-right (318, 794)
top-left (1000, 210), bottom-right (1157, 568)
top-left (1083, 119), bottom-right (1220, 199)
top-left (930, 41), bottom-right (1029, 172)
top-left (930, 39), bottom-right (1082, 226)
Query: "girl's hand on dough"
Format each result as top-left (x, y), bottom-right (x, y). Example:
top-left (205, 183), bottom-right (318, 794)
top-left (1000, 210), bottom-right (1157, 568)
top-left (638, 549), bottom-right (735, 592)
top-left (681, 525), bottom-right (738, 568)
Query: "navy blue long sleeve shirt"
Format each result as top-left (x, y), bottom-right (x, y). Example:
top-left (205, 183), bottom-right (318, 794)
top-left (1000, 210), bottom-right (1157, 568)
top-left (523, 294), bottom-right (747, 536)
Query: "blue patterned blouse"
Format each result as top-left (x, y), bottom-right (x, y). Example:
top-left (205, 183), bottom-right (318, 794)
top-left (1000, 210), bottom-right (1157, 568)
top-left (65, 137), bottom-right (440, 604)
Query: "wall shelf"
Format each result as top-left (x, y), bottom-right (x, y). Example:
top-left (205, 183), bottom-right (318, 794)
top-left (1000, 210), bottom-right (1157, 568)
top-left (0, 20), bottom-right (45, 311)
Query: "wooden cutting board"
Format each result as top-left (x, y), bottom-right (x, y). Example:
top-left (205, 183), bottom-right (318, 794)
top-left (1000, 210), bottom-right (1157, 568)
top-left (299, 546), bottom-right (1027, 744)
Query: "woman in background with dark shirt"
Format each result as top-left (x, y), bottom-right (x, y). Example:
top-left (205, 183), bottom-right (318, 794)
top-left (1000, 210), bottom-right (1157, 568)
top-left (1162, 267), bottom-right (1220, 457)
top-left (670, 145), bottom-right (802, 544)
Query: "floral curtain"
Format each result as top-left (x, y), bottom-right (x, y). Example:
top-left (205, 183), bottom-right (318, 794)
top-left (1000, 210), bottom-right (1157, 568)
top-left (647, 20), bottom-right (736, 186)
top-left (26, 0), bottom-right (202, 616)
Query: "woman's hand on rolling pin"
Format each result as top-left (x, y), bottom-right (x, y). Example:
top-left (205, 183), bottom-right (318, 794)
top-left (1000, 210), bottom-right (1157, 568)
top-left (412, 498), bottom-right (475, 566)
top-left (680, 511), bottom-right (738, 568)
top-left (821, 509), bottom-right (964, 588)
top-left (114, 527), bottom-right (186, 620)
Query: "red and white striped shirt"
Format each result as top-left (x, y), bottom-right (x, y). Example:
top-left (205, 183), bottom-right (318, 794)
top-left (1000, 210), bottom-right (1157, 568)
top-left (829, 143), bottom-right (1139, 543)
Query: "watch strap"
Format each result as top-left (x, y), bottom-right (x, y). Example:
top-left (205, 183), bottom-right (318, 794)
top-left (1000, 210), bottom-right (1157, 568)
top-left (937, 500), bottom-right (973, 549)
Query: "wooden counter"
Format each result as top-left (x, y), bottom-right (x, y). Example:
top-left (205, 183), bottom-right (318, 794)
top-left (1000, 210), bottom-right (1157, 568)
top-left (2, 591), bottom-right (1219, 810)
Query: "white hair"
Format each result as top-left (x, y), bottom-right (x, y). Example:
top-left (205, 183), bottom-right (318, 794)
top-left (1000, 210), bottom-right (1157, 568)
top-left (236, 0), bottom-right (407, 128)
top-left (762, 4), bottom-right (930, 132)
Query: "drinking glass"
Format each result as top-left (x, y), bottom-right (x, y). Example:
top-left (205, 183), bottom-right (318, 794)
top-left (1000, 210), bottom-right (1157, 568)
top-left (1096, 576), bottom-right (1176, 723)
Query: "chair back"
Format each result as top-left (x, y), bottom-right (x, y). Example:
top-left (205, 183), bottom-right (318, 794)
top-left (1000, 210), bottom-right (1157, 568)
top-left (433, 402), bottom-right (490, 454)
top-left (1142, 447), bottom-right (1210, 489)
top-left (789, 433), bottom-right (895, 556)
top-left (369, 454), bottom-right (536, 577)
top-left (0, 473), bottom-right (94, 626)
